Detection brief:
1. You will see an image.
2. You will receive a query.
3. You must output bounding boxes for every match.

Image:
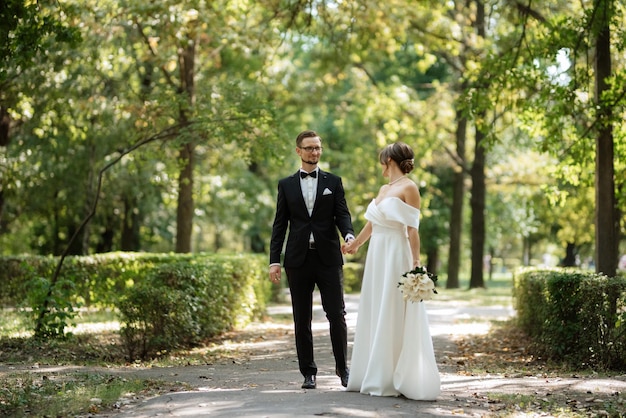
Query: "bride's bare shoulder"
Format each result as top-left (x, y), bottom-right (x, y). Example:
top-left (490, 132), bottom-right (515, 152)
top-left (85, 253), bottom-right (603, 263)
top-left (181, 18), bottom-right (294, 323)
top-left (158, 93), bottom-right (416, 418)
top-left (402, 181), bottom-right (421, 208)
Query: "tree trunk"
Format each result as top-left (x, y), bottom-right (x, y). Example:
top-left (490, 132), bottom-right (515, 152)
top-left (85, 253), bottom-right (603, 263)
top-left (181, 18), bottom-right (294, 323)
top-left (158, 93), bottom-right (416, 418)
top-left (594, 0), bottom-right (618, 277)
top-left (0, 107), bottom-right (9, 227)
top-left (0, 106), bottom-right (10, 147)
top-left (446, 110), bottom-right (466, 289)
top-left (561, 242), bottom-right (577, 267)
top-left (249, 228), bottom-right (266, 253)
top-left (121, 195), bottom-right (141, 251)
top-left (522, 235), bottom-right (531, 266)
top-left (469, 0), bottom-right (486, 289)
top-left (174, 36), bottom-right (196, 253)
top-left (214, 229), bottom-right (222, 252)
top-left (66, 224), bottom-right (83, 255)
top-left (0, 190), bottom-right (4, 231)
top-left (470, 121), bottom-right (486, 289)
top-left (97, 210), bottom-right (115, 253)
top-left (426, 246), bottom-right (439, 276)
top-left (176, 142), bottom-right (195, 253)
top-left (487, 246), bottom-right (495, 281)
top-left (247, 162), bottom-right (267, 253)
top-left (81, 138), bottom-right (97, 254)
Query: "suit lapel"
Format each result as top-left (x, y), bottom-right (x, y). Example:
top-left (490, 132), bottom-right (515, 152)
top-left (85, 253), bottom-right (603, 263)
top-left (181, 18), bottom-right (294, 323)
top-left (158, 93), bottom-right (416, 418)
top-left (291, 171), bottom-right (311, 215)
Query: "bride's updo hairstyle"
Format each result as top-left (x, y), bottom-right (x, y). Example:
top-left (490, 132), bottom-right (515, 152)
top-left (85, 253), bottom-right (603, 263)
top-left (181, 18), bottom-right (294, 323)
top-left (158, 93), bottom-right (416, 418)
top-left (379, 142), bottom-right (415, 174)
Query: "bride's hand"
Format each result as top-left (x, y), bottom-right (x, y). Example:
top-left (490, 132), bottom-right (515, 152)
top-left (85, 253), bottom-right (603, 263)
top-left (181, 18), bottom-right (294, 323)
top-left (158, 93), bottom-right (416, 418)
top-left (343, 239), bottom-right (358, 254)
top-left (349, 241), bottom-right (361, 254)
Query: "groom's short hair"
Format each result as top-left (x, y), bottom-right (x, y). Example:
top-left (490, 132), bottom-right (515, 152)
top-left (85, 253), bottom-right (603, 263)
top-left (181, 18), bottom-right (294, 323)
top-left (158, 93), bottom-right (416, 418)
top-left (296, 130), bottom-right (322, 147)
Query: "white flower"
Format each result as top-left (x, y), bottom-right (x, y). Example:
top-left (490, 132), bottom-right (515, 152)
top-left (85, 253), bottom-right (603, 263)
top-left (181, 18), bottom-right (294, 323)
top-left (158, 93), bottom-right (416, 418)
top-left (398, 266), bottom-right (438, 303)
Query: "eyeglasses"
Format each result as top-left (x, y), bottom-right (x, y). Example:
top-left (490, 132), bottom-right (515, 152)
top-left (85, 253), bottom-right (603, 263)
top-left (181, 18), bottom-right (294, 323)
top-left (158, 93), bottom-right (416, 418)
top-left (299, 146), bottom-right (323, 153)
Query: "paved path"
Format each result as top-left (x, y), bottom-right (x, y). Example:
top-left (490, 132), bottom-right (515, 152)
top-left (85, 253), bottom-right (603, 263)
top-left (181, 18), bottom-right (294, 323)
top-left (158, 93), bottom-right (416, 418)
top-left (97, 293), bottom-right (625, 417)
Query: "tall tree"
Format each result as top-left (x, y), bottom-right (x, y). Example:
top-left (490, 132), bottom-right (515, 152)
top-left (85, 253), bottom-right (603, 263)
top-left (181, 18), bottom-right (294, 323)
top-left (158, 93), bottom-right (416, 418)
top-left (447, 107), bottom-right (467, 288)
top-left (469, 0), bottom-right (487, 288)
top-left (593, 0), bottom-right (618, 276)
top-left (507, 1), bottom-right (625, 275)
top-left (173, 14), bottom-right (197, 254)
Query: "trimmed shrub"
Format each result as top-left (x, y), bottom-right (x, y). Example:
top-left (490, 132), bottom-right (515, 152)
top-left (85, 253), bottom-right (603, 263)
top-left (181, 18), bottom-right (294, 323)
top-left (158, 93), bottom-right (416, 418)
top-left (0, 253), bottom-right (272, 352)
top-left (513, 268), bottom-right (626, 370)
top-left (0, 253), bottom-right (162, 308)
top-left (116, 254), bottom-right (271, 360)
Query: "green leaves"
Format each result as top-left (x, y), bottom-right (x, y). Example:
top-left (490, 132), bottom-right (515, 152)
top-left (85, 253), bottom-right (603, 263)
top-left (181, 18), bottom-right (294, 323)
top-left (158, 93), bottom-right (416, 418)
top-left (1, 0), bottom-right (624, 280)
top-left (26, 276), bottom-right (80, 339)
top-left (0, 0), bottom-right (81, 83)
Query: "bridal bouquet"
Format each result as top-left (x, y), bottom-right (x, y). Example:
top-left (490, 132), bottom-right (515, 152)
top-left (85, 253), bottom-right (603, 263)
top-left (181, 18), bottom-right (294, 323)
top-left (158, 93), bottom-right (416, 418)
top-left (398, 266), bottom-right (438, 303)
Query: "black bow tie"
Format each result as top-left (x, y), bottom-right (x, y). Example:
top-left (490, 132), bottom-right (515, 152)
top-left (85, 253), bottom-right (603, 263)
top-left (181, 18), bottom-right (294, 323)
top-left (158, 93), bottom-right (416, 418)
top-left (300, 170), bottom-right (317, 179)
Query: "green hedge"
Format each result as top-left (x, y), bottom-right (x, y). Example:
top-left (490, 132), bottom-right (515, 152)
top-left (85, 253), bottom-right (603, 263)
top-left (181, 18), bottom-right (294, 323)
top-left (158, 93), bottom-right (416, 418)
top-left (0, 252), bottom-right (164, 308)
top-left (0, 252), bottom-right (362, 359)
top-left (117, 254), bottom-right (271, 360)
top-left (0, 252), bottom-right (272, 357)
top-left (0, 252), bottom-right (272, 308)
top-left (513, 268), bottom-right (626, 370)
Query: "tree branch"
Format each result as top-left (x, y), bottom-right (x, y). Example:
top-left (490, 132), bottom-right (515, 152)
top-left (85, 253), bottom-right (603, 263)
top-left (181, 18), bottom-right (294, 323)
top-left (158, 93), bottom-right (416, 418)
top-left (134, 18), bottom-right (178, 89)
top-left (34, 123), bottom-right (185, 336)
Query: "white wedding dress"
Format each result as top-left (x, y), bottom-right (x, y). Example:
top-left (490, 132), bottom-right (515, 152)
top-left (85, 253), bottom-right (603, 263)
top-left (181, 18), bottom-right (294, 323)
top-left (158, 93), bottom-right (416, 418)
top-left (347, 197), bottom-right (440, 400)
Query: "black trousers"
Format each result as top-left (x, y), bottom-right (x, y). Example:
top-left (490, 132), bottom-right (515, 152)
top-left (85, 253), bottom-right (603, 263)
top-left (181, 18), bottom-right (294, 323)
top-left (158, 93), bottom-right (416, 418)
top-left (286, 249), bottom-right (348, 377)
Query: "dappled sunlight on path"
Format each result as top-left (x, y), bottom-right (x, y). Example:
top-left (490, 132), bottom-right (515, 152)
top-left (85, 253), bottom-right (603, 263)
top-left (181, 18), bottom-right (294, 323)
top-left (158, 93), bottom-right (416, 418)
top-left (3, 291), bottom-right (625, 417)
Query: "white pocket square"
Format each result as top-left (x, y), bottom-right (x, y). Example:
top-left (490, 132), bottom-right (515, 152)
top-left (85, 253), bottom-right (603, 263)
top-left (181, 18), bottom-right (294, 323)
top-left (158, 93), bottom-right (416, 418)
top-left (323, 188), bottom-right (333, 195)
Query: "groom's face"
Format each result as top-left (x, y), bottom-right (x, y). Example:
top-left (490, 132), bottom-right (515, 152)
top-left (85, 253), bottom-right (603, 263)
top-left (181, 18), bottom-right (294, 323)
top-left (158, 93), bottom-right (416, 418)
top-left (297, 136), bottom-right (323, 165)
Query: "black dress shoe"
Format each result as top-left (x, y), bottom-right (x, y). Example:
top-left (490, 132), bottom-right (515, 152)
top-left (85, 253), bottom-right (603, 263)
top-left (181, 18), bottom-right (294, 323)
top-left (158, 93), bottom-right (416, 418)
top-left (336, 369), bottom-right (349, 387)
top-left (302, 375), bottom-right (316, 389)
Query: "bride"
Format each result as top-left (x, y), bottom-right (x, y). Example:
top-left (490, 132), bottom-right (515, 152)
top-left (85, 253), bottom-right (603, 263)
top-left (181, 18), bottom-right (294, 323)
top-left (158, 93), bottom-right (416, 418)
top-left (342, 142), bottom-right (440, 400)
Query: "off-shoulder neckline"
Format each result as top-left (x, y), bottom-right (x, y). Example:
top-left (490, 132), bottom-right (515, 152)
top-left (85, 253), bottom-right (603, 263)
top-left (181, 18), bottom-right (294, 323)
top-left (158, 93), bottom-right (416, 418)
top-left (373, 196), bottom-right (419, 211)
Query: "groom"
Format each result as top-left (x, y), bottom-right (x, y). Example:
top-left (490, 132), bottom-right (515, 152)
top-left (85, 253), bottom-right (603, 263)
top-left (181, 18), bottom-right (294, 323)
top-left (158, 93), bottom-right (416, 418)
top-left (269, 130), bottom-right (355, 389)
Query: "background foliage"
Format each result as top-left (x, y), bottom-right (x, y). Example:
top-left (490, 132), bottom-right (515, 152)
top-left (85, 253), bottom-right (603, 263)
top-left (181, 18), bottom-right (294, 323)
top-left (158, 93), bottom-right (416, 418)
top-left (1, 0), bottom-right (625, 286)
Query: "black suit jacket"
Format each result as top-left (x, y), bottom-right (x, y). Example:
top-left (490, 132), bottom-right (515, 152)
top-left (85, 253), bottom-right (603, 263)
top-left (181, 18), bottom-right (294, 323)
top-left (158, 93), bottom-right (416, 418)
top-left (270, 169), bottom-right (354, 268)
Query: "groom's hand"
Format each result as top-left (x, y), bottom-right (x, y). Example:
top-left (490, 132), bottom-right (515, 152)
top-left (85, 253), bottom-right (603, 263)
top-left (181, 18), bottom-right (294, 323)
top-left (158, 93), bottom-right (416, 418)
top-left (269, 265), bottom-right (281, 283)
top-left (343, 238), bottom-right (357, 255)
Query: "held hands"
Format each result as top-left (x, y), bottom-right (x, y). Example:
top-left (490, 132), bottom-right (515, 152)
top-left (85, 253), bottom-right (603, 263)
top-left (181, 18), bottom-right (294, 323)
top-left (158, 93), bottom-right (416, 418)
top-left (342, 238), bottom-right (359, 255)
